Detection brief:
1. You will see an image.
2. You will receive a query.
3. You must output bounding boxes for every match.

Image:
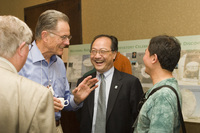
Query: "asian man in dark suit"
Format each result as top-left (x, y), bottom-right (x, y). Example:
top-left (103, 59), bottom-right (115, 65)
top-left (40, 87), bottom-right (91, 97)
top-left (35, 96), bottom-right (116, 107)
top-left (76, 34), bottom-right (144, 133)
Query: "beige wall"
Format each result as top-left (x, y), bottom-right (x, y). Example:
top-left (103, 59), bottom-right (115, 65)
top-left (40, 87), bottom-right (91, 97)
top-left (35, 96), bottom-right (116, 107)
top-left (1, 0), bottom-right (200, 44)
top-left (0, 0), bottom-right (54, 21)
top-left (82, 0), bottom-right (200, 43)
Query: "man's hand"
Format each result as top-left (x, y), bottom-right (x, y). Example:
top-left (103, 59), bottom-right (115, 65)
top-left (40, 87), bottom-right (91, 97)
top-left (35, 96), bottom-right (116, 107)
top-left (72, 76), bottom-right (98, 105)
top-left (53, 97), bottom-right (64, 112)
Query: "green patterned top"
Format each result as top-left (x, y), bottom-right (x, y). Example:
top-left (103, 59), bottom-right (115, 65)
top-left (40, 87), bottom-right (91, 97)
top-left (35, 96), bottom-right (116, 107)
top-left (134, 78), bottom-right (182, 133)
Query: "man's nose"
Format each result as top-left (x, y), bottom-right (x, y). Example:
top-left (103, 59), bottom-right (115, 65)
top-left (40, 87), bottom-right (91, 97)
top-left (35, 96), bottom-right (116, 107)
top-left (63, 39), bottom-right (70, 46)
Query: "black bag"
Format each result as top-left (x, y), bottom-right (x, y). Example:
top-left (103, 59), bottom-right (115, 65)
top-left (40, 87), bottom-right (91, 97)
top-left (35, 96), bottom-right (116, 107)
top-left (133, 85), bottom-right (186, 133)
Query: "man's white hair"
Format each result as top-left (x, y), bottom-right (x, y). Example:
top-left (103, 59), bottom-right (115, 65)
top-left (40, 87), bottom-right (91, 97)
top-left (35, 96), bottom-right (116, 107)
top-left (0, 15), bottom-right (32, 58)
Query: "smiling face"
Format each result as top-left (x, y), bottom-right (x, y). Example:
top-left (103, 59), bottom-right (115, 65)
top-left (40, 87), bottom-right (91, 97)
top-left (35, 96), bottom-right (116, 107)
top-left (90, 37), bottom-right (117, 73)
top-left (45, 20), bottom-right (71, 56)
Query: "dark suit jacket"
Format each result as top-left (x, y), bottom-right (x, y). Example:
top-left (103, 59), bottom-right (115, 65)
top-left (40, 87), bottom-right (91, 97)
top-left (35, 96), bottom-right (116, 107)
top-left (76, 68), bottom-right (144, 133)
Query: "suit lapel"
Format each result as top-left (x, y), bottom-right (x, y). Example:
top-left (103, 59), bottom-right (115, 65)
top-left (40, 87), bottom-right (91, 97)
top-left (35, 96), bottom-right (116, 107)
top-left (87, 72), bottom-right (97, 118)
top-left (88, 90), bottom-right (95, 118)
top-left (106, 69), bottom-right (122, 121)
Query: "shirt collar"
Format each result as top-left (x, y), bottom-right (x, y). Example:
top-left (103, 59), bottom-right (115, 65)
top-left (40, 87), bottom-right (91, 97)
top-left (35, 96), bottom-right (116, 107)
top-left (96, 66), bottom-right (114, 79)
top-left (30, 41), bottom-right (57, 63)
top-left (146, 77), bottom-right (176, 96)
top-left (0, 57), bottom-right (18, 74)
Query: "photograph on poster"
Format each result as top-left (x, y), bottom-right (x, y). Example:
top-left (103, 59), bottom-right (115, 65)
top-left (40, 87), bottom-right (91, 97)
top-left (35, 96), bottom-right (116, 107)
top-left (178, 50), bottom-right (200, 84)
top-left (67, 55), bottom-right (82, 82)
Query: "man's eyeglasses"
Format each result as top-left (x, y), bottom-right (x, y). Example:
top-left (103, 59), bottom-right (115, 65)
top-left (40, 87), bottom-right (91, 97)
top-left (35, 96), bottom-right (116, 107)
top-left (90, 49), bottom-right (113, 55)
top-left (49, 31), bottom-right (72, 41)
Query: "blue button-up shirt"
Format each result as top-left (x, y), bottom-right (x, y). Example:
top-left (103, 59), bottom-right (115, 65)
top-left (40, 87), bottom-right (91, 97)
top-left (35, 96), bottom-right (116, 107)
top-left (19, 41), bottom-right (81, 120)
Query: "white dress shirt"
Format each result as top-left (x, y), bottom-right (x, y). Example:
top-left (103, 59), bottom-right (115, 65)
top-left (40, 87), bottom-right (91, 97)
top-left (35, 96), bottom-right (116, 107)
top-left (91, 67), bottom-right (114, 133)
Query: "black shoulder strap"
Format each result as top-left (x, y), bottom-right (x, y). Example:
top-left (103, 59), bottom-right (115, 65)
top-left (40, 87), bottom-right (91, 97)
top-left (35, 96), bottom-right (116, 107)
top-left (147, 85), bottom-right (167, 99)
top-left (148, 85), bottom-right (186, 133)
top-left (134, 85), bottom-right (186, 133)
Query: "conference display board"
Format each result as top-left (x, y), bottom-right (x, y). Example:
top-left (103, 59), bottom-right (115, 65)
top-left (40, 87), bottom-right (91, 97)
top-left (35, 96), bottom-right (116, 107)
top-left (67, 35), bottom-right (200, 122)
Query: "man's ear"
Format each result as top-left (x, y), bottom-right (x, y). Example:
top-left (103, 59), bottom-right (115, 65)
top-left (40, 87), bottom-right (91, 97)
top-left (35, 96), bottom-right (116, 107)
top-left (152, 54), bottom-right (158, 63)
top-left (113, 51), bottom-right (117, 61)
top-left (17, 42), bottom-right (26, 57)
top-left (41, 31), bottom-right (48, 42)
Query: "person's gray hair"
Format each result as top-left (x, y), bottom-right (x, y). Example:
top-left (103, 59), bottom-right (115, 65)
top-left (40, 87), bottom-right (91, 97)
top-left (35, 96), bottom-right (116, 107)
top-left (0, 15), bottom-right (32, 58)
top-left (35, 10), bottom-right (69, 40)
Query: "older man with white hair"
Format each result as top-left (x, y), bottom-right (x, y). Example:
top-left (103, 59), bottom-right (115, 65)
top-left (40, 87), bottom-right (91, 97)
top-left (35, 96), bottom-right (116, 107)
top-left (0, 15), bottom-right (56, 133)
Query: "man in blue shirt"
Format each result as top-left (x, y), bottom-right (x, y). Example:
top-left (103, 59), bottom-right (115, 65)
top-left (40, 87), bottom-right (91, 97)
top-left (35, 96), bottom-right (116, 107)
top-left (19, 10), bottom-right (98, 133)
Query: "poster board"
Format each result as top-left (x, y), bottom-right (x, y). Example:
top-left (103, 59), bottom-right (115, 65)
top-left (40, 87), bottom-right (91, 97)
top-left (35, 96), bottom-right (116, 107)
top-left (67, 35), bottom-right (200, 122)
